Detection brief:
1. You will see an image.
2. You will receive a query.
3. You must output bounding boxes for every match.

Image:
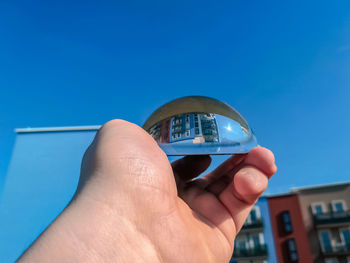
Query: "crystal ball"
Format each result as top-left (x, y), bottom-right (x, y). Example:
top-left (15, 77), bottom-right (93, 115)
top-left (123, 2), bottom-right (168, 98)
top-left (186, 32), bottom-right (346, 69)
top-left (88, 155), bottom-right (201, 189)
top-left (143, 96), bottom-right (257, 156)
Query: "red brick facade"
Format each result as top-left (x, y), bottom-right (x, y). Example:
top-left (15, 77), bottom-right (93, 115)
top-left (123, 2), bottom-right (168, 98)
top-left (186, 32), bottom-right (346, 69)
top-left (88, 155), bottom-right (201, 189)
top-left (268, 194), bottom-right (313, 263)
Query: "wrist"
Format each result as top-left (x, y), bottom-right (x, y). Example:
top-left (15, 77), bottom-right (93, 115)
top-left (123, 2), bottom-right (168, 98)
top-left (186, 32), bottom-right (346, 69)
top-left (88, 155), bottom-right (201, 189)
top-left (19, 196), bottom-right (162, 263)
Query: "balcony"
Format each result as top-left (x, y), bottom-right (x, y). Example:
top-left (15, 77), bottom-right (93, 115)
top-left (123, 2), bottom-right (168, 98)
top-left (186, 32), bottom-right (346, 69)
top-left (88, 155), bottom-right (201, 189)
top-left (313, 210), bottom-right (350, 227)
top-left (322, 244), bottom-right (350, 256)
top-left (232, 244), bottom-right (268, 259)
top-left (240, 218), bottom-right (264, 232)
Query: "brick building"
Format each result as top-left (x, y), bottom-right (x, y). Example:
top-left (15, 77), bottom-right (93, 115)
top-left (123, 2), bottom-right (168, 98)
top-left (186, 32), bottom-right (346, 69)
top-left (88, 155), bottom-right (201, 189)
top-left (293, 182), bottom-right (350, 263)
top-left (268, 193), bottom-right (313, 263)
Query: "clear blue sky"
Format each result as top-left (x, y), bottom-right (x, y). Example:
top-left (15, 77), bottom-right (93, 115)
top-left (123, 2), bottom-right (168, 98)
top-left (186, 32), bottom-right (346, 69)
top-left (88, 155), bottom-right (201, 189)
top-left (1, 0), bottom-right (350, 194)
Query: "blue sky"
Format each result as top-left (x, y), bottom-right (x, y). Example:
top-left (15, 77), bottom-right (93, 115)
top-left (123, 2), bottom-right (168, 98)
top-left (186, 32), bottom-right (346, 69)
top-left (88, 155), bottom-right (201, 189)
top-left (1, 0), bottom-right (350, 194)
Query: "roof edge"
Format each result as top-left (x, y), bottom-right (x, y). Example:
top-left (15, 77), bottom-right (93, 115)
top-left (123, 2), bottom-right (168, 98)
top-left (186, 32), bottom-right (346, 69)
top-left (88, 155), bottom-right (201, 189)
top-left (290, 181), bottom-right (350, 193)
top-left (263, 192), bottom-right (296, 198)
top-left (15, 125), bottom-right (101, 133)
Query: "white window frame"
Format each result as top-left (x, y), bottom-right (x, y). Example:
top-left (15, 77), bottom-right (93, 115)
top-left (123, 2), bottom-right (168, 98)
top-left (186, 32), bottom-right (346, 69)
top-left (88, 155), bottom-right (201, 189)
top-left (259, 232), bottom-right (265, 245)
top-left (339, 227), bottom-right (350, 246)
top-left (247, 232), bottom-right (263, 249)
top-left (311, 202), bottom-right (327, 215)
top-left (331, 200), bottom-right (347, 212)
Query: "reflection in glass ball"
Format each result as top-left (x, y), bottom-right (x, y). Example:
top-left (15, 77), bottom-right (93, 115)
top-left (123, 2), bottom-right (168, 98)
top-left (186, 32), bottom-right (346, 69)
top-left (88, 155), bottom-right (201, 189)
top-left (143, 96), bottom-right (257, 156)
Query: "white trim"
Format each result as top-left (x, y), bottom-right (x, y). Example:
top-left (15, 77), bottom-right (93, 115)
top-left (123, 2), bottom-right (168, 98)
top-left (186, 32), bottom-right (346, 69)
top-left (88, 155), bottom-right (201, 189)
top-left (311, 202), bottom-right (327, 214)
top-left (331, 200), bottom-right (347, 212)
top-left (255, 206), bottom-right (261, 218)
top-left (259, 232), bottom-right (265, 245)
top-left (16, 126), bottom-right (101, 133)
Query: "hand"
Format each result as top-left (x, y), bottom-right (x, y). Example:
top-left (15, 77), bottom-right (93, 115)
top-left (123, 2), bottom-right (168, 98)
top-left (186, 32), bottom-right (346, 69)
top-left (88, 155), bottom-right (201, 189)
top-left (19, 120), bottom-right (277, 263)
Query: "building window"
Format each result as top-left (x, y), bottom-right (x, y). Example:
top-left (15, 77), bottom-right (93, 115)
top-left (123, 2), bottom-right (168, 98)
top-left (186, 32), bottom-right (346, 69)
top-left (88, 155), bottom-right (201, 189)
top-left (235, 238), bottom-right (246, 250)
top-left (250, 233), bottom-right (261, 248)
top-left (287, 239), bottom-right (298, 262)
top-left (331, 200), bottom-right (347, 212)
top-left (346, 256), bottom-right (350, 263)
top-left (281, 211), bottom-right (293, 234)
top-left (319, 230), bottom-right (332, 253)
top-left (246, 206), bottom-right (261, 224)
top-left (251, 209), bottom-right (257, 222)
top-left (340, 228), bottom-right (350, 246)
top-left (325, 258), bottom-right (339, 263)
top-left (311, 202), bottom-right (326, 215)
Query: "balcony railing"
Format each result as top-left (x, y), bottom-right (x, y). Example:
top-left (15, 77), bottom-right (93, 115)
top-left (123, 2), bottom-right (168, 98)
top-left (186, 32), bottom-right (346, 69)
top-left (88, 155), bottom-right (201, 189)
top-left (322, 243), bottom-right (350, 256)
top-left (241, 218), bottom-right (264, 230)
top-left (313, 210), bottom-right (350, 225)
top-left (232, 244), bottom-right (268, 258)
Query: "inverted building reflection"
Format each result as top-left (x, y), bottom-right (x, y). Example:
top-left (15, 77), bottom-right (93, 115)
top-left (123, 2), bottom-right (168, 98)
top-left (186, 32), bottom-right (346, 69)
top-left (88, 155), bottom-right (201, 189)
top-left (143, 96), bottom-right (257, 155)
top-left (147, 112), bottom-right (255, 155)
top-left (149, 113), bottom-right (220, 144)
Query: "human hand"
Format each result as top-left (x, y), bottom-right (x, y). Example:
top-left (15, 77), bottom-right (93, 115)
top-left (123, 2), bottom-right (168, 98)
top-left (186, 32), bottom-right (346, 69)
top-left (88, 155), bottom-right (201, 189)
top-left (19, 120), bottom-right (277, 263)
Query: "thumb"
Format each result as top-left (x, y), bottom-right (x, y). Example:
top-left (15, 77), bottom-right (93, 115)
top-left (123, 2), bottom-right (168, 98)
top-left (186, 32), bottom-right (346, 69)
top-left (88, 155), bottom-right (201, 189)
top-left (17, 120), bottom-right (174, 262)
top-left (75, 119), bottom-right (178, 213)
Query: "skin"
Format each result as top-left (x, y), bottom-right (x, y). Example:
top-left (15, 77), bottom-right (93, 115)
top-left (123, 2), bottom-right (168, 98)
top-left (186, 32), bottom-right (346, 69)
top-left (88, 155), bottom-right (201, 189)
top-left (18, 119), bottom-right (277, 263)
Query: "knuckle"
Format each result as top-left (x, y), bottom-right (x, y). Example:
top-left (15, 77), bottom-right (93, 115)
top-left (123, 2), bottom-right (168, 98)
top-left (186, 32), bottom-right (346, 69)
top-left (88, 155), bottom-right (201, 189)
top-left (100, 119), bottom-right (130, 132)
top-left (259, 146), bottom-right (276, 163)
